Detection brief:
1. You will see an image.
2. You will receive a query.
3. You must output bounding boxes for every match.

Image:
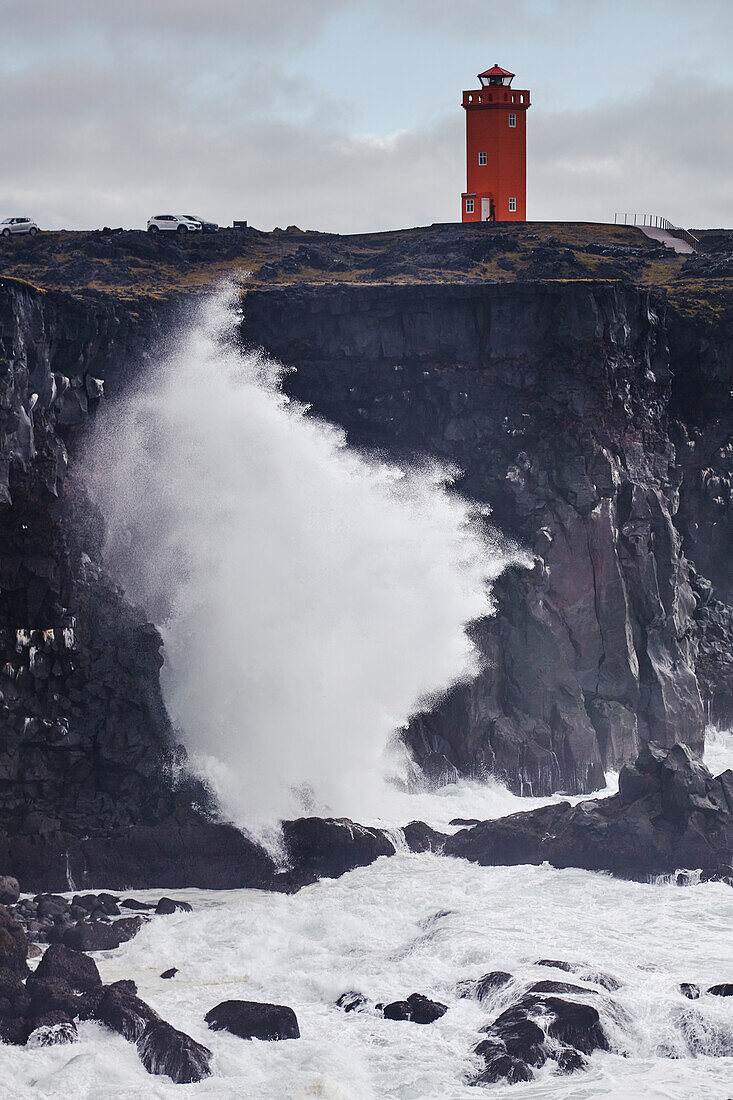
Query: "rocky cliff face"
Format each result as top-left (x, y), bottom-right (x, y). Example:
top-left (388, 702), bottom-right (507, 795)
top-left (241, 282), bottom-right (729, 795)
top-left (0, 271), bottom-right (730, 888)
top-left (0, 280), bottom-right (208, 841)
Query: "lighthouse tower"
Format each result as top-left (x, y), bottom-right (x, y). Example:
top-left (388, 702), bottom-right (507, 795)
top-left (461, 65), bottom-right (530, 223)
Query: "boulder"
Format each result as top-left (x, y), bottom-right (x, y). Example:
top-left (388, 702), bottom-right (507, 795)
top-left (0, 1015), bottom-right (30, 1045)
top-left (708, 984), bottom-right (733, 997)
top-left (483, 1005), bottom-right (546, 1066)
top-left (137, 1019), bottom-right (212, 1084)
top-left (680, 982), bottom-right (700, 1000)
top-left (94, 984), bottom-right (159, 1042)
top-left (535, 960), bottom-right (620, 991)
top-left (281, 818), bottom-right (395, 886)
top-left (0, 877), bottom-right (20, 906)
top-left (553, 1047), bottom-right (587, 1074)
top-left (160, 967), bottom-right (178, 980)
top-left (545, 998), bottom-right (609, 1054)
top-left (26, 1010), bottom-right (78, 1047)
top-left (457, 971), bottom-right (512, 1001)
top-left (401, 822), bottom-right (446, 853)
top-left (336, 991), bottom-right (368, 1013)
top-left (382, 993), bottom-right (447, 1024)
top-left (62, 915), bottom-right (143, 951)
top-left (121, 898), bottom-right (156, 911)
top-left (25, 976), bottom-right (89, 1019)
top-left (473, 1052), bottom-right (533, 1085)
top-left (205, 999), bottom-right (300, 1041)
top-left (155, 897), bottom-right (192, 915)
top-left (0, 905), bottom-right (29, 976)
top-left (0, 967), bottom-right (31, 1018)
top-left (445, 743), bottom-right (733, 879)
top-left (33, 943), bottom-right (102, 991)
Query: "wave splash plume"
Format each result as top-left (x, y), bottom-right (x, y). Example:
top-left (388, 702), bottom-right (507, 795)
top-left (88, 288), bottom-right (521, 834)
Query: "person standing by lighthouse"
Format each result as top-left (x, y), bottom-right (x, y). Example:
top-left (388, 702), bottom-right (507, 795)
top-left (461, 65), bottom-right (530, 223)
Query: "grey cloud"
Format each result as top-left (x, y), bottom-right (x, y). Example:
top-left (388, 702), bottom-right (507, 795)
top-left (1, 0), bottom-right (347, 47)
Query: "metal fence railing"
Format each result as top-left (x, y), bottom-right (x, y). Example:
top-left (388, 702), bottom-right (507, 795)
top-left (613, 213), bottom-right (699, 250)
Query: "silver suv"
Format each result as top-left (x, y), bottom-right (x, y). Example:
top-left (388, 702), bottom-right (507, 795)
top-left (1, 217), bottom-right (39, 236)
top-left (147, 214), bottom-right (201, 235)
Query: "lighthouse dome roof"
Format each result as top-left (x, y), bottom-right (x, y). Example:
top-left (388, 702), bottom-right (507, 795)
top-left (478, 64), bottom-right (514, 78)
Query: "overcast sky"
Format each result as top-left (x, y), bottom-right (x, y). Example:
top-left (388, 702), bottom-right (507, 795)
top-left (1, 0), bottom-right (731, 232)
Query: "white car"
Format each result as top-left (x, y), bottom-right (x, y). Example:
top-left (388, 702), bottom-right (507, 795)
top-left (147, 214), bottom-right (201, 235)
top-left (1, 217), bottom-right (39, 236)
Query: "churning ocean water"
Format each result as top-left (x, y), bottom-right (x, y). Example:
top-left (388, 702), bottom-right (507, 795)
top-left (3, 729), bottom-right (732, 1100)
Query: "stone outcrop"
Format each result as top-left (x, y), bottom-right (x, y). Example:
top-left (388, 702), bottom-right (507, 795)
top-left (241, 281), bottom-right (729, 794)
top-left (445, 742), bottom-right (733, 878)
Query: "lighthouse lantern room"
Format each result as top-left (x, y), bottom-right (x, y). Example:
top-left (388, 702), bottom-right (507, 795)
top-left (461, 64), bottom-right (530, 223)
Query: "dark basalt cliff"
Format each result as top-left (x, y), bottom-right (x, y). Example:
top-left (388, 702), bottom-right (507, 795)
top-left (0, 250), bottom-right (731, 886)
top-left (241, 282), bottom-right (730, 795)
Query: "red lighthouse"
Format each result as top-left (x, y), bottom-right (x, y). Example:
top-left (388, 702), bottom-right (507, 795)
top-left (461, 65), bottom-right (530, 223)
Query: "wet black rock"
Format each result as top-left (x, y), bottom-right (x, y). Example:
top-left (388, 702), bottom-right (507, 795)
top-left (402, 821), bottom-right (446, 853)
top-left (382, 993), bottom-right (447, 1024)
top-left (32, 943), bottom-right (102, 991)
top-left (680, 983), bottom-right (700, 1000)
top-left (0, 905), bottom-right (29, 976)
top-left (336, 991), bottom-right (368, 1013)
top-left (0, 877), bottom-right (20, 905)
top-left (457, 971), bottom-right (512, 1001)
top-left (535, 960), bottom-right (621, 992)
top-left (473, 1050), bottom-right (534, 1085)
top-left (482, 1005), bottom-right (547, 1066)
top-left (62, 915), bottom-right (143, 951)
top-left (0, 967), bottom-right (31, 1024)
top-left (545, 998), bottom-right (609, 1054)
top-left (446, 743), bottom-right (733, 879)
top-left (708, 984), bottom-right (733, 997)
top-left (155, 897), bottom-right (193, 915)
top-left (471, 987), bottom-right (611, 1085)
top-left (528, 980), bottom-right (597, 996)
top-left (26, 1010), bottom-right (78, 1046)
top-left (281, 817), bottom-right (395, 886)
top-left (122, 898), bottom-right (157, 911)
top-left (95, 984), bottom-right (159, 1041)
top-left (160, 967), bottom-right (178, 980)
top-left (553, 1047), bottom-right (587, 1074)
top-left (205, 999), bottom-right (301, 1041)
top-left (137, 1019), bottom-right (212, 1084)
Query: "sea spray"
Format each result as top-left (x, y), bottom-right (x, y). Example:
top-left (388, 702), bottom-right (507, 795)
top-left (86, 288), bottom-right (523, 833)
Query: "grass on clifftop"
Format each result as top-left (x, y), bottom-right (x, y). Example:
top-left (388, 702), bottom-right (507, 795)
top-left (0, 221), bottom-right (730, 325)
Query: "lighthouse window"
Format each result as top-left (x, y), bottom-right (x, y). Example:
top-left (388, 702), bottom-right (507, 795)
top-left (509, 197), bottom-right (517, 212)
top-left (465, 199), bottom-right (474, 213)
top-left (478, 152), bottom-right (487, 165)
top-left (509, 113), bottom-right (516, 127)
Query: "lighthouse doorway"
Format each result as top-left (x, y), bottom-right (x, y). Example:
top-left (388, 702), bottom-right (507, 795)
top-left (481, 198), bottom-right (491, 220)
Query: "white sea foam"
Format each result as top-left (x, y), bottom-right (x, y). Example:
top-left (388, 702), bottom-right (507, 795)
top-left (704, 725), bottom-right (733, 777)
top-left (4, 856), bottom-right (732, 1099)
top-left (86, 288), bottom-right (522, 835)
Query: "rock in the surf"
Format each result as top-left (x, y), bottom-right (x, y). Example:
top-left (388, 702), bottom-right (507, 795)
top-left (205, 999), bottom-right (300, 1041)
top-left (457, 971), bottom-right (512, 1001)
top-left (137, 1019), bottom-right (212, 1084)
top-left (62, 915), bottom-right (143, 951)
top-left (155, 897), bottom-right (193, 915)
top-left (32, 943), bottom-right (102, 991)
top-left (26, 1010), bottom-right (78, 1047)
top-left (382, 993), bottom-right (447, 1024)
